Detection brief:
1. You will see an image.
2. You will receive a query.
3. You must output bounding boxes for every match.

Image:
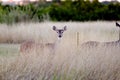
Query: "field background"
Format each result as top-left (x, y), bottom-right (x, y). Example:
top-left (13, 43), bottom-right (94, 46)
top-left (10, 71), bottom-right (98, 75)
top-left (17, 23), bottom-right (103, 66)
top-left (0, 21), bottom-right (120, 80)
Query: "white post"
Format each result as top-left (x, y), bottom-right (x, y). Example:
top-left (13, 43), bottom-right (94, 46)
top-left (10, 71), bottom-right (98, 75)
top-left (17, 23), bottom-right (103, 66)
top-left (77, 32), bottom-right (79, 47)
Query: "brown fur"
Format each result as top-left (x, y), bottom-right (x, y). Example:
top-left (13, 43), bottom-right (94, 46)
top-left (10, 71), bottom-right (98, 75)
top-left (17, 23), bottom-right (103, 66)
top-left (20, 41), bottom-right (55, 55)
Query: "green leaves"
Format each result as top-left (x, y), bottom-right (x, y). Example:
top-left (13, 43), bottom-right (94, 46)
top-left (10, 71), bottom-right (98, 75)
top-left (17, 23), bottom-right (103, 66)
top-left (0, 1), bottom-right (120, 24)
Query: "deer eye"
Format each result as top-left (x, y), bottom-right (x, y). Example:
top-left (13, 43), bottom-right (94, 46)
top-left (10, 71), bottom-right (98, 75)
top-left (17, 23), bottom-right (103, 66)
top-left (61, 31), bottom-right (64, 33)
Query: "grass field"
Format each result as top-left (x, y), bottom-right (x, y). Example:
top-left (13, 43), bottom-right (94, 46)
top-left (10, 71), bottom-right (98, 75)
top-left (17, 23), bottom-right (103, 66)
top-left (0, 21), bottom-right (120, 80)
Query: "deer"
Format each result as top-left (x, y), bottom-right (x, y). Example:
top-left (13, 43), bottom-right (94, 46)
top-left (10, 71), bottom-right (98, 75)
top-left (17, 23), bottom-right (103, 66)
top-left (81, 22), bottom-right (120, 48)
top-left (20, 26), bottom-right (67, 55)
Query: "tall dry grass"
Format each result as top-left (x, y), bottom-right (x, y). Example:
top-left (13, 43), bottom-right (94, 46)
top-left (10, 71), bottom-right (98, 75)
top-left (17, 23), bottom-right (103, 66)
top-left (0, 21), bottom-right (119, 43)
top-left (0, 21), bottom-right (120, 80)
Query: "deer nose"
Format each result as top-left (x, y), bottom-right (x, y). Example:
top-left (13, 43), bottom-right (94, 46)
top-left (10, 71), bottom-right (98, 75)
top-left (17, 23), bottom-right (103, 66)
top-left (59, 35), bottom-right (62, 38)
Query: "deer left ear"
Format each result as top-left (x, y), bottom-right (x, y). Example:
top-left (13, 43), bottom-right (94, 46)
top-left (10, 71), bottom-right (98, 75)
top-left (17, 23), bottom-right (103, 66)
top-left (64, 26), bottom-right (67, 31)
top-left (53, 26), bottom-right (56, 31)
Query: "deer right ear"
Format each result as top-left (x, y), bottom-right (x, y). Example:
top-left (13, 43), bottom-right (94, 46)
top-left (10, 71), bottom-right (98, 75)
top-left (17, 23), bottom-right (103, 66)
top-left (53, 26), bottom-right (56, 31)
top-left (64, 26), bottom-right (67, 31)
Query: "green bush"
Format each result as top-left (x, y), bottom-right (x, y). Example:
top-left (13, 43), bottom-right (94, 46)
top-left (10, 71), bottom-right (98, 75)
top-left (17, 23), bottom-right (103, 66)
top-left (0, 1), bottom-right (120, 24)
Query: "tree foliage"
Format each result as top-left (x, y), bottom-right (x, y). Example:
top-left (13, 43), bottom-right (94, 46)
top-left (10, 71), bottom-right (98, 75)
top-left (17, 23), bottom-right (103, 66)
top-left (0, 1), bottom-right (120, 24)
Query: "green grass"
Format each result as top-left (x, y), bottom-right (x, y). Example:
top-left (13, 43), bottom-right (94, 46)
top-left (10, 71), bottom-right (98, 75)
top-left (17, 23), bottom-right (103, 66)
top-left (0, 44), bottom-right (19, 57)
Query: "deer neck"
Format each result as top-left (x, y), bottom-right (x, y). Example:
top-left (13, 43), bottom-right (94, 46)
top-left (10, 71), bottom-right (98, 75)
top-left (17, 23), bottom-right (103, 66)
top-left (56, 38), bottom-right (61, 43)
top-left (54, 38), bottom-right (61, 47)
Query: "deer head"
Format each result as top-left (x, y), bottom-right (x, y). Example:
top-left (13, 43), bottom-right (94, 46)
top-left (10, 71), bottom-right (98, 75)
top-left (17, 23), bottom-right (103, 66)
top-left (53, 26), bottom-right (67, 38)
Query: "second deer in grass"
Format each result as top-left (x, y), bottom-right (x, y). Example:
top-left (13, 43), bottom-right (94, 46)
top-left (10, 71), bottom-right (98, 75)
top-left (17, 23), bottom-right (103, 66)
top-left (20, 26), bottom-right (67, 54)
top-left (81, 22), bottom-right (120, 48)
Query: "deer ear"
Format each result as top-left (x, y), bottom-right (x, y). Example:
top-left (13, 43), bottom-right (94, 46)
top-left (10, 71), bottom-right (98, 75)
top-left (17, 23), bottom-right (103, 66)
top-left (64, 26), bottom-right (67, 31)
top-left (53, 26), bottom-right (56, 31)
top-left (116, 22), bottom-right (120, 27)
